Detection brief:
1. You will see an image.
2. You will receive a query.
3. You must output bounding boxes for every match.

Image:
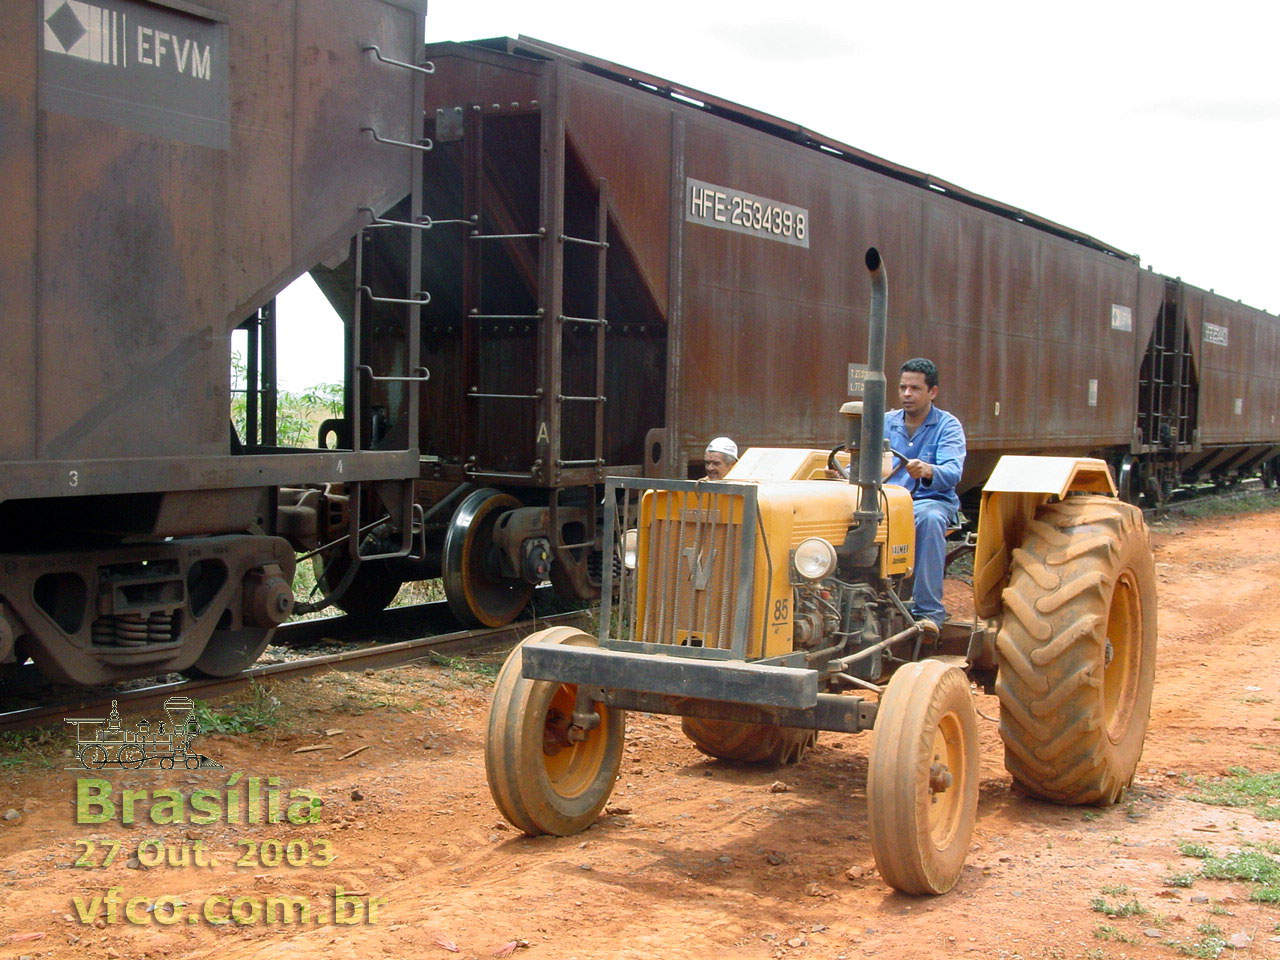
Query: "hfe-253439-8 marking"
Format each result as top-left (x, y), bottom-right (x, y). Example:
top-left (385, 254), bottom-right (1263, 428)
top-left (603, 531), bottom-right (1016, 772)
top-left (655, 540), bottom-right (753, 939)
top-left (686, 178), bottom-right (809, 248)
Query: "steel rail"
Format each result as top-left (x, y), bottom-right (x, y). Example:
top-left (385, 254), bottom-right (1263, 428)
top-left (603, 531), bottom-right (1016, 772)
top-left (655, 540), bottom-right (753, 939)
top-left (0, 608), bottom-right (589, 732)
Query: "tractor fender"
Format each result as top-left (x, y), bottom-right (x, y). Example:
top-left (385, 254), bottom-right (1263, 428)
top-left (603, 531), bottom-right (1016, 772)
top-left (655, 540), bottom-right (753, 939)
top-left (972, 456), bottom-right (1117, 619)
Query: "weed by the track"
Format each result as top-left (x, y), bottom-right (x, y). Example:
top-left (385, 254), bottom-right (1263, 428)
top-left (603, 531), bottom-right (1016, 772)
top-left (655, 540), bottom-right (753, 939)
top-left (192, 683), bottom-right (282, 734)
top-left (1187, 766), bottom-right (1280, 821)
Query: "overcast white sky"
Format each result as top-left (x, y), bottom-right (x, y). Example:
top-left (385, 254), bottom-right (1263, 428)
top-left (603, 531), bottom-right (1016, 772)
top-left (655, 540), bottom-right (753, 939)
top-left (278, 0), bottom-right (1280, 388)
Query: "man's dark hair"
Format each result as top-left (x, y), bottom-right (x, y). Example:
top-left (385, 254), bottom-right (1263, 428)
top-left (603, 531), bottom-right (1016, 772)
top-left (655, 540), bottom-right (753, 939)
top-left (901, 357), bottom-right (938, 389)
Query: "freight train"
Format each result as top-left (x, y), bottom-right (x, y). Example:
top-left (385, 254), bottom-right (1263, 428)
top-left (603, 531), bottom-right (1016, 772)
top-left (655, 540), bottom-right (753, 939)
top-left (331, 35), bottom-right (1280, 627)
top-left (3, 13), bottom-right (1277, 688)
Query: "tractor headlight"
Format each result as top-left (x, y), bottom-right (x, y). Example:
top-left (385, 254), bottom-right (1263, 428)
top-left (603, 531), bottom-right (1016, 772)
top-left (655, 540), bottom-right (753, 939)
top-left (793, 537), bottom-right (837, 581)
top-left (622, 528), bottom-right (639, 569)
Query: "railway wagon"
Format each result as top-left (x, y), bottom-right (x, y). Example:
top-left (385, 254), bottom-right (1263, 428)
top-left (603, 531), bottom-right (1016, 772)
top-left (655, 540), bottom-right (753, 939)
top-left (327, 35), bottom-right (1278, 627)
top-left (0, 0), bottom-right (428, 685)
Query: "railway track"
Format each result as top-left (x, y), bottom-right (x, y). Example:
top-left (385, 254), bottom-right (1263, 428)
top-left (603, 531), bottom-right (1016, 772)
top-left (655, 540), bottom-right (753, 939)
top-left (1143, 480), bottom-right (1279, 520)
top-left (0, 604), bottom-right (590, 733)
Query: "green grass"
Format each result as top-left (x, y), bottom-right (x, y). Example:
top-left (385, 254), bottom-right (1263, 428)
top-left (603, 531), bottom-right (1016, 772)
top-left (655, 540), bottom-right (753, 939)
top-left (0, 727), bottom-right (72, 770)
top-left (1099, 884), bottom-right (1131, 896)
top-left (424, 650), bottom-right (505, 683)
top-left (1163, 872), bottom-right (1196, 888)
top-left (1081, 810), bottom-right (1101, 822)
top-left (1093, 924), bottom-right (1136, 944)
top-left (1195, 846), bottom-right (1280, 903)
top-left (1179, 841), bottom-right (1212, 859)
top-left (1172, 937), bottom-right (1227, 958)
top-left (1090, 896), bottom-right (1147, 917)
top-left (230, 353), bottom-right (342, 449)
top-left (192, 683), bottom-right (281, 734)
top-left (1186, 766), bottom-right (1280, 821)
top-left (1165, 491), bottom-right (1280, 521)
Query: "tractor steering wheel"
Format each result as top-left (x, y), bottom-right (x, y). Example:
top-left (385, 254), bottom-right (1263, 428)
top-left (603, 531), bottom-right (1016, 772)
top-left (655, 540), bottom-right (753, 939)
top-left (827, 444), bottom-right (850, 480)
top-left (829, 445), bottom-right (913, 481)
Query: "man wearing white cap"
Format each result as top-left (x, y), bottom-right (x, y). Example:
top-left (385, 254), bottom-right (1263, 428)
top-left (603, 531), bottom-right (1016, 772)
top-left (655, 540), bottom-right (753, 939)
top-left (703, 437), bottom-right (738, 480)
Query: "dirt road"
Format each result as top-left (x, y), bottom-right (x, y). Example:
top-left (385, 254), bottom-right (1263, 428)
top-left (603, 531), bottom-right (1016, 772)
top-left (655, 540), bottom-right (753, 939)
top-left (1, 506), bottom-right (1278, 960)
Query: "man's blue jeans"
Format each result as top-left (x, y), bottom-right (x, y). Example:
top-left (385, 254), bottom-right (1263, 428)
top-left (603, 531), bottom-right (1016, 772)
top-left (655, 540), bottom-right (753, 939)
top-left (911, 499), bottom-right (956, 625)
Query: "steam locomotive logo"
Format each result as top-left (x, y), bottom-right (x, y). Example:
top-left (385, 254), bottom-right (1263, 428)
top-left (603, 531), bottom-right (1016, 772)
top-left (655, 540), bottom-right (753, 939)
top-left (66, 697), bottom-right (222, 770)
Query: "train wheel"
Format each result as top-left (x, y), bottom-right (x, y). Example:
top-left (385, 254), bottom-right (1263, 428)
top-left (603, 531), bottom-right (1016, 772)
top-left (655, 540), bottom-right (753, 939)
top-left (443, 489), bottom-right (532, 628)
top-left (184, 756), bottom-right (201, 769)
top-left (680, 716), bottom-right (817, 765)
top-left (80, 745), bottom-right (108, 769)
top-left (995, 496), bottom-right (1156, 805)
top-left (867, 659), bottom-right (979, 895)
top-left (159, 757), bottom-right (175, 769)
top-left (311, 555), bottom-right (402, 617)
top-left (182, 626), bottom-right (273, 679)
top-left (485, 627), bottom-right (624, 836)
top-left (118, 745), bottom-right (145, 769)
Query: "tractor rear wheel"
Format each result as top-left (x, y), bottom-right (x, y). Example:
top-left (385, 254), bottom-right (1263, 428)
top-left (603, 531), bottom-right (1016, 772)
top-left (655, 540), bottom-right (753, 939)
top-left (680, 716), bottom-right (817, 765)
top-left (867, 659), bottom-right (979, 895)
top-left (994, 496), bottom-right (1156, 805)
top-left (485, 627), bottom-right (624, 836)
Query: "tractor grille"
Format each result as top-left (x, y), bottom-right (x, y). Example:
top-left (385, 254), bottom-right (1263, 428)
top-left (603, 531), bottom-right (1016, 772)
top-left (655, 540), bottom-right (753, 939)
top-left (634, 491), bottom-right (744, 650)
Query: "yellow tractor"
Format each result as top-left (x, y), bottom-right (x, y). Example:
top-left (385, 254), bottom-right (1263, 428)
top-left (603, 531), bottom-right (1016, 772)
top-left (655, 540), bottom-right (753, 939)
top-left (484, 248), bottom-right (1157, 895)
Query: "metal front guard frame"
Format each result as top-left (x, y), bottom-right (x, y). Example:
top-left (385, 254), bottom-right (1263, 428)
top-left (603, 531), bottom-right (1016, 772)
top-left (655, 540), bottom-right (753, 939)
top-left (597, 475), bottom-right (760, 660)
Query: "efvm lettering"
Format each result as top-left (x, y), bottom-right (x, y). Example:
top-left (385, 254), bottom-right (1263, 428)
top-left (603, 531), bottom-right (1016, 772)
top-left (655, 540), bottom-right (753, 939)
top-left (136, 26), bottom-right (211, 78)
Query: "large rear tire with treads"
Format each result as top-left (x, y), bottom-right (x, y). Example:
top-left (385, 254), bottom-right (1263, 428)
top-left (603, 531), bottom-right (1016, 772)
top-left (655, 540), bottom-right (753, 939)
top-left (994, 496), bottom-right (1156, 805)
top-left (680, 716), bottom-right (817, 765)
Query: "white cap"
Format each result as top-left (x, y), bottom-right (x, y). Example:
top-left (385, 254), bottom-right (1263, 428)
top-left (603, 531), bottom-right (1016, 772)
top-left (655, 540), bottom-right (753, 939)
top-left (705, 437), bottom-right (738, 460)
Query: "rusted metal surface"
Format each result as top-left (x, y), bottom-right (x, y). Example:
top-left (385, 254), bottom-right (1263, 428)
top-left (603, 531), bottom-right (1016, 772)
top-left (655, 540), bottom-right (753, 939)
top-left (504, 35), bottom-right (1135, 261)
top-left (0, 11), bottom-right (37, 463)
top-left (1191, 287), bottom-right (1280, 444)
top-left (3, 0), bottom-right (425, 489)
top-left (416, 38), bottom-right (1279, 495)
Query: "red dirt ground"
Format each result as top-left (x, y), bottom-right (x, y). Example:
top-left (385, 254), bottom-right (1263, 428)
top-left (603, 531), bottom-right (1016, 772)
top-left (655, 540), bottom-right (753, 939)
top-left (1, 506), bottom-right (1278, 960)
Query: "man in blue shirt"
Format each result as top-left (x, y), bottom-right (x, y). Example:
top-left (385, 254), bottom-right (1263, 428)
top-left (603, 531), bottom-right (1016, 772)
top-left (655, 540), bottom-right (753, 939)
top-left (883, 357), bottom-right (966, 628)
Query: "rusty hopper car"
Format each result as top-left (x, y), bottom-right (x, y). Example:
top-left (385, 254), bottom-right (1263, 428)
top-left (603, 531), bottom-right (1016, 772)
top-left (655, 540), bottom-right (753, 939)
top-left (0, 0), bottom-right (429, 685)
top-left (325, 35), bottom-right (1279, 627)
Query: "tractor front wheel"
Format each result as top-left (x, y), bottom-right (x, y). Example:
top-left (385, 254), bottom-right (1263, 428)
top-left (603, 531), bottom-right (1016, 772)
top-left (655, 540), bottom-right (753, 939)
top-left (485, 627), bottom-right (624, 836)
top-left (867, 659), bottom-right (979, 895)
